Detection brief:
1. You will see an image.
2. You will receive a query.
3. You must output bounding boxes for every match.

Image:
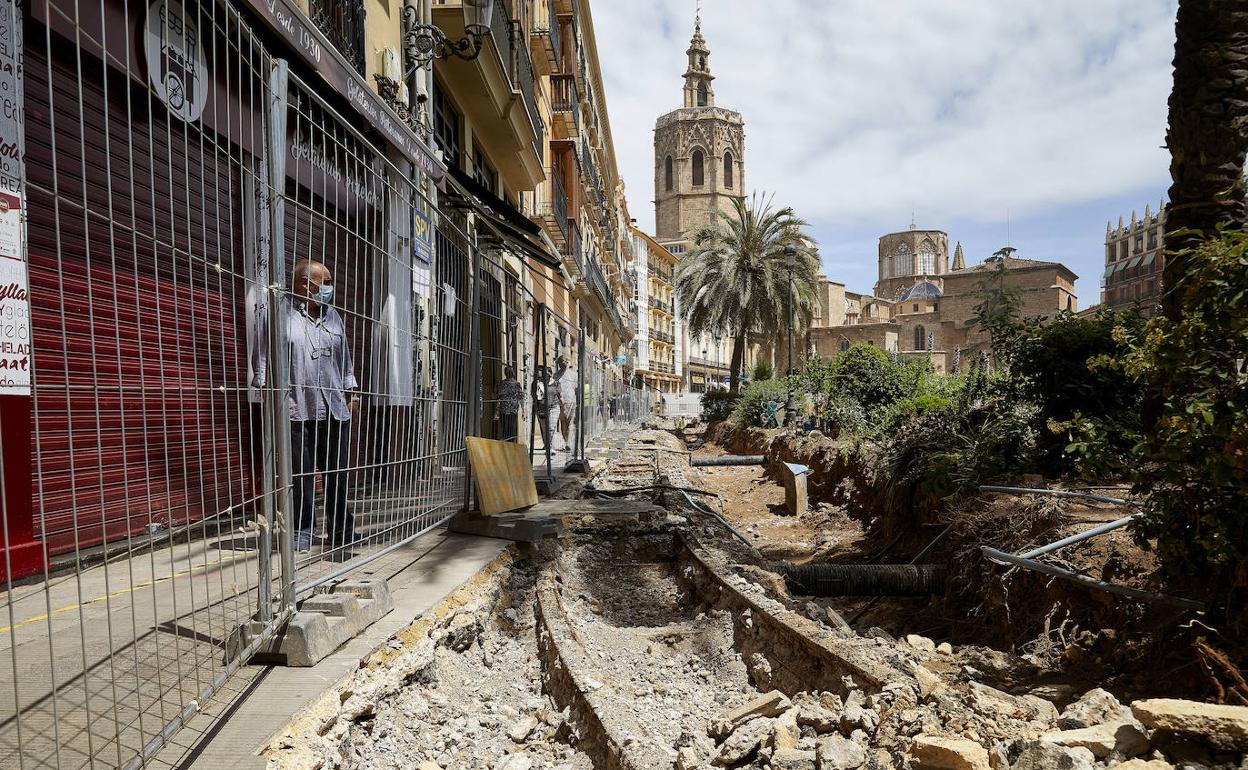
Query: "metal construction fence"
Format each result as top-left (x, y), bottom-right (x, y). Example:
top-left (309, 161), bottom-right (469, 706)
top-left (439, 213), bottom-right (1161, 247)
top-left (0, 0), bottom-right (644, 766)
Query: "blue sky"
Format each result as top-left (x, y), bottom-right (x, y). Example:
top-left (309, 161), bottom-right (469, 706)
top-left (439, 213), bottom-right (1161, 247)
top-left (592, 0), bottom-right (1179, 308)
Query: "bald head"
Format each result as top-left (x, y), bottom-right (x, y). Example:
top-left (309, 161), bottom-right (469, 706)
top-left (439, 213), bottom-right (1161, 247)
top-left (293, 259), bottom-right (332, 290)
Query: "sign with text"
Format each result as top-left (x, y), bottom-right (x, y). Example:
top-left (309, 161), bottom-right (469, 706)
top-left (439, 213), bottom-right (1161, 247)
top-left (244, 0), bottom-right (445, 186)
top-left (412, 206), bottom-right (433, 264)
top-left (0, 0), bottom-right (28, 395)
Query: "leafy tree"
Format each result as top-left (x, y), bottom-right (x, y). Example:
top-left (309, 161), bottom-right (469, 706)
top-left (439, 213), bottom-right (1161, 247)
top-left (674, 192), bottom-right (819, 394)
top-left (972, 247), bottom-right (1025, 366)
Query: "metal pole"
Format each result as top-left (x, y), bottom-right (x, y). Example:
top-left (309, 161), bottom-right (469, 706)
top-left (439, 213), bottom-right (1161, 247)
top-left (266, 59), bottom-right (296, 613)
top-left (981, 547), bottom-right (1205, 611)
top-left (463, 230), bottom-right (483, 512)
top-left (784, 266), bottom-right (795, 426)
top-left (577, 318), bottom-right (586, 462)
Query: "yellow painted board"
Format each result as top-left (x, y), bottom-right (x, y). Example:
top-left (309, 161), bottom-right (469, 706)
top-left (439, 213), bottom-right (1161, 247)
top-left (466, 437), bottom-right (540, 515)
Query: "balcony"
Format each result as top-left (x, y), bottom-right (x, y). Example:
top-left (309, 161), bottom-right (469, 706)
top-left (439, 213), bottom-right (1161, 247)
top-left (551, 74), bottom-right (579, 139)
top-left (648, 260), bottom-right (673, 283)
top-left (651, 330), bottom-right (674, 345)
top-left (309, 0), bottom-right (366, 75)
top-left (562, 220), bottom-right (583, 278)
top-left (531, 167), bottom-right (569, 246)
top-left (430, 0), bottom-right (542, 189)
top-left (650, 361), bottom-right (675, 374)
top-left (530, 0), bottom-right (560, 75)
top-left (648, 296), bottom-right (673, 315)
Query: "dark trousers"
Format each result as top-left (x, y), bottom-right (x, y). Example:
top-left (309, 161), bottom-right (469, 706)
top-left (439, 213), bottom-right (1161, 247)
top-left (291, 419), bottom-right (353, 548)
top-left (500, 412), bottom-right (519, 442)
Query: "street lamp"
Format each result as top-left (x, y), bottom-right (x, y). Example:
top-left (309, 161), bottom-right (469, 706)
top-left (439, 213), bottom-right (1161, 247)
top-left (403, 0), bottom-right (495, 70)
top-left (782, 244), bottom-right (797, 426)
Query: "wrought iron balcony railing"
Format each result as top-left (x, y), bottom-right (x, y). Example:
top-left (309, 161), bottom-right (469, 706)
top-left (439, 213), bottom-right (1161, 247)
top-left (310, 0), bottom-right (367, 75)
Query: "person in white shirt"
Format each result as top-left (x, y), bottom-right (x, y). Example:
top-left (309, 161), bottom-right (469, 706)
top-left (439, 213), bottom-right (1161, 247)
top-left (553, 356), bottom-right (577, 452)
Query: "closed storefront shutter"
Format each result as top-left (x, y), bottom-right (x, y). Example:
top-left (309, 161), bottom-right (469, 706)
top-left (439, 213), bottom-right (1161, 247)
top-left (25, 33), bottom-right (254, 555)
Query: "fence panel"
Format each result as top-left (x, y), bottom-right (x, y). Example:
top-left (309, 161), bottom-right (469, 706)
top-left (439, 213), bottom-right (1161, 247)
top-left (4, 0), bottom-right (291, 766)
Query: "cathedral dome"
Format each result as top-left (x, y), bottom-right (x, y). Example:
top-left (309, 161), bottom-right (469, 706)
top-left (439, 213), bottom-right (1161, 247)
top-left (899, 281), bottom-right (943, 301)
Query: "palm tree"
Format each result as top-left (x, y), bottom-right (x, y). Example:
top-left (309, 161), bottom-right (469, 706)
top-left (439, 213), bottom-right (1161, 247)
top-left (674, 192), bottom-right (819, 395)
top-left (1162, 0), bottom-right (1248, 321)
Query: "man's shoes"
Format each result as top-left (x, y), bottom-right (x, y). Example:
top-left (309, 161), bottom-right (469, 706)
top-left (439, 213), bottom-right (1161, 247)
top-left (294, 533), bottom-right (312, 553)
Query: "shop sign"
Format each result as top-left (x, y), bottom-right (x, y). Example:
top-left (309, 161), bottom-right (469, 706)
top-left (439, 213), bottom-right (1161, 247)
top-left (413, 206), bottom-right (433, 264)
top-left (243, 0), bottom-right (446, 186)
top-left (0, 0), bottom-right (28, 395)
top-left (144, 0), bottom-right (209, 123)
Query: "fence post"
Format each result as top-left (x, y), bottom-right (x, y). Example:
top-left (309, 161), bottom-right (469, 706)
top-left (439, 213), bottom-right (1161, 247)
top-left (265, 59), bottom-right (296, 613)
top-left (463, 231), bottom-right (483, 512)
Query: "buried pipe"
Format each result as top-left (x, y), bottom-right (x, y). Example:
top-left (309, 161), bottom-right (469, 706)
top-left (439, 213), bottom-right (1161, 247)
top-left (980, 547), bottom-right (1206, 611)
top-left (691, 455), bottom-right (766, 467)
top-left (979, 485), bottom-right (1142, 507)
top-left (772, 563), bottom-right (947, 597)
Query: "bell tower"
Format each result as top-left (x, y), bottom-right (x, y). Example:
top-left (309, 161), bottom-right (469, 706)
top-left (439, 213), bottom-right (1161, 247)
top-left (653, 11), bottom-right (746, 244)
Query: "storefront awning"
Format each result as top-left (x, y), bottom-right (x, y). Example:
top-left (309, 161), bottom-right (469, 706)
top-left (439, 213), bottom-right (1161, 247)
top-left (1127, 256), bottom-right (1143, 269)
top-left (446, 165), bottom-right (563, 272)
top-left (1141, 252), bottom-right (1156, 266)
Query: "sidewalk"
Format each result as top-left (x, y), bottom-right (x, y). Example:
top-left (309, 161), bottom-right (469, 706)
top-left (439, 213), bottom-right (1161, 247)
top-left (148, 529), bottom-right (507, 769)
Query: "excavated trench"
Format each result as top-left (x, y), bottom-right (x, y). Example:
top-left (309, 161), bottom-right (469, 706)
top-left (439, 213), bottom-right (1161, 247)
top-left (265, 427), bottom-right (1238, 770)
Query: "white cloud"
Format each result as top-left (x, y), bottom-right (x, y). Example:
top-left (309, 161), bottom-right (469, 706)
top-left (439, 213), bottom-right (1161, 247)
top-left (592, 0), bottom-right (1177, 301)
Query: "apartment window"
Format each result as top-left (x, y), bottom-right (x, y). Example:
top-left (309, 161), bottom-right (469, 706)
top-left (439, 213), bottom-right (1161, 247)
top-left (691, 149), bottom-right (704, 186)
top-left (1119, 241), bottom-right (1128, 260)
top-left (664, 156), bottom-right (673, 191)
top-left (473, 148), bottom-right (498, 194)
top-left (1135, 235), bottom-right (1143, 253)
top-left (1148, 228), bottom-right (1158, 249)
top-left (432, 79), bottom-right (462, 168)
top-left (723, 151), bottom-right (733, 187)
top-left (1106, 244), bottom-right (1114, 263)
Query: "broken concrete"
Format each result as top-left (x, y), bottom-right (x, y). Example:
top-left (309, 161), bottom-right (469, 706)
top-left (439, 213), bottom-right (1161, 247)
top-left (1131, 698), bottom-right (1248, 750)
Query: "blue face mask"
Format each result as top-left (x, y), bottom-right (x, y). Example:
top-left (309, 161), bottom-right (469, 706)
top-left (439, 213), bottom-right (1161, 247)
top-left (312, 284), bottom-right (334, 305)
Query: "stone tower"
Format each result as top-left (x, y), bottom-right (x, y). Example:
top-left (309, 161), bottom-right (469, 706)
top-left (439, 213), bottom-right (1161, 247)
top-left (653, 14), bottom-right (745, 243)
top-left (874, 229), bottom-right (950, 300)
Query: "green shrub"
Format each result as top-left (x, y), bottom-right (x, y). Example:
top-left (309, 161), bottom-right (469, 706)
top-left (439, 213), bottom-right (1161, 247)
top-left (731, 379), bottom-right (792, 428)
top-left (700, 391), bottom-right (738, 423)
top-left (749, 358), bottom-right (774, 382)
top-left (1114, 227), bottom-right (1248, 584)
top-left (820, 396), bottom-right (868, 439)
top-left (831, 344), bottom-right (904, 412)
top-left (874, 392), bottom-right (953, 436)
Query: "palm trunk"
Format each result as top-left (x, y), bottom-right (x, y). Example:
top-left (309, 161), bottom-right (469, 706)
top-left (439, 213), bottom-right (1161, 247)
top-left (1163, 0), bottom-right (1248, 321)
top-left (728, 331), bottom-right (747, 395)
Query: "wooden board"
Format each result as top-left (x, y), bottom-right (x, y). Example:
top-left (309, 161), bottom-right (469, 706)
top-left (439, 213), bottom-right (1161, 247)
top-left (466, 437), bottom-right (540, 515)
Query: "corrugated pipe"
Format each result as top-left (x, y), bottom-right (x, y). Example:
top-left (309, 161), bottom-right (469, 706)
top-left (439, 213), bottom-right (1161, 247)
top-left (691, 455), bottom-right (766, 467)
top-left (772, 563), bottom-right (947, 597)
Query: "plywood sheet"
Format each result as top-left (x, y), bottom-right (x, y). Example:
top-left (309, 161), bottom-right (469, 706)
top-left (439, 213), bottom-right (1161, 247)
top-left (466, 437), bottom-right (539, 515)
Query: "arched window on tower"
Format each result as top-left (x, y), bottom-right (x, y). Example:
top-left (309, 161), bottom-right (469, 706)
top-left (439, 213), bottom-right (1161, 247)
top-left (698, 55), bottom-right (706, 70)
top-left (664, 156), bottom-right (673, 191)
top-left (894, 242), bottom-right (912, 277)
top-left (691, 150), bottom-right (704, 186)
top-left (723, 152), bottom-right (733, 187)
top-left (918, 241), bottom-right (936, 274)
top-left (914, 325), bottom-right (926, 351)
top-left (697, 81), bottom-right (708, 106)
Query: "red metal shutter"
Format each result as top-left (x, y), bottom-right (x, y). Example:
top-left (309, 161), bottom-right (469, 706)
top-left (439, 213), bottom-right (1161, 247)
top-left (25, 38), bottom-right (253, 555)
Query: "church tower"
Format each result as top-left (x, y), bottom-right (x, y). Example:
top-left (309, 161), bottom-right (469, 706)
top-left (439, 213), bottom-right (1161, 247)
top-left (654, 13), bottom-right (746, 244)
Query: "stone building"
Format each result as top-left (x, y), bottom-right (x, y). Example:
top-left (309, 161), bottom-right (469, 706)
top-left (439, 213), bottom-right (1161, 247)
top-left (1102, 202), bottom-right (1165, 314)
top-left (804, 229), bottom-right (1079, 373)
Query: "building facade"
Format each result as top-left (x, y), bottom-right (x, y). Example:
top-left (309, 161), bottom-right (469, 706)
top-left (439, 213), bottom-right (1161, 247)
top-left (630, 228), bottom-right (684, 392)
top-left (1102, 202), bottom-right (1165, 314)
top-left (805, 229), bottom-right (1079, 373)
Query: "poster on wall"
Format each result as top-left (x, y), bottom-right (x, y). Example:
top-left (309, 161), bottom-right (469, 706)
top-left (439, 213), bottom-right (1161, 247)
top-left (0, 0), bottom-right (29, 396)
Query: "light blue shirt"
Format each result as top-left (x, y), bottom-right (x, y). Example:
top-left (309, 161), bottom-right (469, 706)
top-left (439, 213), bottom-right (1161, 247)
top-left (251, 299), bottom-right (358, 422)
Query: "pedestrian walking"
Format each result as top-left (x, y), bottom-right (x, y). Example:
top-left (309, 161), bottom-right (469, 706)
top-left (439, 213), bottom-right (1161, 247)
top-left (497, 365), bottom-right (524, 442)
top-left (553, 356), bottom-right (577, 451)
top-left (532, 364), bottom-right (554, 451)
top-left (252, 258), bottom-right (358, 554)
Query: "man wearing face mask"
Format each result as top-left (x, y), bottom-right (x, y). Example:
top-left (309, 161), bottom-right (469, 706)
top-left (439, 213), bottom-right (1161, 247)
top-left (253, 258), bottom-right (359, 554)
